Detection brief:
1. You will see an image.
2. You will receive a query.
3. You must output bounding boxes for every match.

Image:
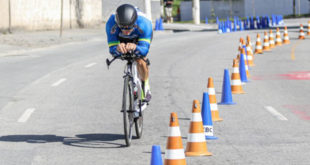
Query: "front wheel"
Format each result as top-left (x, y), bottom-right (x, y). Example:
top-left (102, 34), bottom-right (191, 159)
top-left (122, 77), bottom-right (134, 147)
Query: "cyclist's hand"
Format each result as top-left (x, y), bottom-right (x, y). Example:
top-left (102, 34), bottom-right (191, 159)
top-left (126, 43), bottom-right (136, 51)
top-left (117, 43), bottom-right (127, 54)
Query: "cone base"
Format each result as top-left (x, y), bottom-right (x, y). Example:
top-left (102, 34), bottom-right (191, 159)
top-left (212, 117), bottom-right (223, 122)
top-left (218, 102), bottom-right (236, 105)
top-left (232, 90), bottom-right (246, 94)
top-left (185, 151), bottom-right (212, 157)
top-left (241, 80), bottom-right (249, 83)
top-left (206, 136), bottom-right (218, 140)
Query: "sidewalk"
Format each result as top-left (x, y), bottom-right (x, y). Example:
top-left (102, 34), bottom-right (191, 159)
top-left (0, 27), bottom-right (106, 57)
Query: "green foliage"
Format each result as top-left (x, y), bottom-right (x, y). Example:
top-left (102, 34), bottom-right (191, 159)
top-left (172, 0), bottom-right (183, 16)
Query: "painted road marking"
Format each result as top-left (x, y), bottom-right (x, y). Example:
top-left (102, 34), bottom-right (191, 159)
top-left (84, 63), bottom-right (97, 68)
top-left (18, 108), bottom-right (36, 123)
top-left (290, 40), bottom-right (301, 60)
top-left (265, 106), bottom-right (288, 121)
top-left (52, 78), bottom-right (66, 87)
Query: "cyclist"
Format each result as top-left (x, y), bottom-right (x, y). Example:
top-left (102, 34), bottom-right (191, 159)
top-left (106, 4), bottom-right (152, 106)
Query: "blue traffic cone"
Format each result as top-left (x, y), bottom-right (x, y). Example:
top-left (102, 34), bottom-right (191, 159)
top-left (250, 16), bottom-right (255, 29)
top-left (202, 92), bottom-right (218, 140)
top-left (151, 145), bottom-right (163, 165)
top-left (239, 52), bottom-right (249, 83)
top-left (243, 46), bottom-right (251, 70)
top-left (219, 69), bottom-right (236, 105)
top-left (159, 18), bottom-right (164, 30)
top-left (155, 19), bottom-right (159, 31)
top-left (218, 23), bottom-right (222, 34)
top-left (256, 16), bottom-right (261, 29)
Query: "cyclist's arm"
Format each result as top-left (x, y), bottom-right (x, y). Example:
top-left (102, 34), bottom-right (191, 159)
top-left (134, 19), bottom-right (153, 57)
top-left (106, 15), bottom-right (121, 57)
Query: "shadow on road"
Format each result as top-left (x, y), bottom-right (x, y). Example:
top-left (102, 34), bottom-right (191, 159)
top-left (0, 133), bottom-right (127, 148)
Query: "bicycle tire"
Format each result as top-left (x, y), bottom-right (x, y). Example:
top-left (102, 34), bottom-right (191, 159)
top-left (134, 110), bottom-right (143, 138)
top-left (122, 77), bottom-right (134, 147)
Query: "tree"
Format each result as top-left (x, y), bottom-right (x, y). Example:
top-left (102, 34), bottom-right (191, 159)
top-left (293, 0), bottom-right (296, 16)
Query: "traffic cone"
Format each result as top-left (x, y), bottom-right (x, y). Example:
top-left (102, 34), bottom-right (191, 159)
top-left (155, 19), bottom-right (159, 31)
top-left (246, 41), bottom-right (255, 67)
top-left (151, 145), bottom-right (163, 165)
top-left (164, 113), bottom-right (186, 165)
top-left (307, 21), bottom-right (310, 36)
top-left (283, 26), bottom-right (290, 44)
top-left (240, 48), bottom-right (250, 78)
top-left (255, 34), bottom-right (263, 54)
top-left (263, 31), bottom-right (270, 51)
top-left (202, 93), bottom-right (218, 140)
top-left (207, 77), bottom-right (223, 122)
top-left (246, 35), bottom-right (253, 51)
top-left (185, 100), bottom-right (212, 156)
top-left (299, 24), bottom-right (305, 40)
top-left (275, 27), bottom-right (282, 46)
top-left (219, 69), bottom-right (236, 105)
top-left (269, 29), bottom-right (275, 48)
top-left (239, 53), bottom-right (248, 83)
top-left (238, 37), bottom-right (244, 52)
top-left (231, 59), bottom-right (245, 94)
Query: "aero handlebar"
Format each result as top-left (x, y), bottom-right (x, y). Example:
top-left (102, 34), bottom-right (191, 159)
top-left (106, 51), bottom-right (150, 69)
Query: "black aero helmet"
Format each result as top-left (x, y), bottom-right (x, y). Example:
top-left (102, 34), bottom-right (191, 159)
top-left (115, 4), bottom-right (137, 29)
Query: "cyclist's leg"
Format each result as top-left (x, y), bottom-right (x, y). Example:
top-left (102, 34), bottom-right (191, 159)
top-left (136, 59), bottom-right (151, 102)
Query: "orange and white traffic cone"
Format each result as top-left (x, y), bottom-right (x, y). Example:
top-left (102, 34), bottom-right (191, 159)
top-left (283, 26), bottom-right (290, 44)
top-left (263, 31), bottom-right (270, 51)
top-left (255, 34), bottom-right (263, 54)
top-left (308, 21), bottom-right (310, 36)
top-left (246, 41), bottom-right (255, 67)
top-left (275, 27), bottom-right (282, 46)
top-left (237, 37), bottom-right (244, 57)
top-left (238, 37), bottom-right (244, 52)
top-left (185, 100), bottom-right (212, 156)
top-left (207, 77), bottom-right (223, 122)
top-left (269, 29), bottom-right (275, 48)
top-left (231, 59), bottom-right (245, 94)
top-left (246, 35), bottom-right (253, 50)
top-left (164, 112), bottom-right (186, 165)
top-left (299, 24), bottom-right (305, 40)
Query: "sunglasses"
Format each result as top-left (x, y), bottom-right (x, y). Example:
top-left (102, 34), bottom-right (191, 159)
top-left (119, 25), bottom-right (134, 30)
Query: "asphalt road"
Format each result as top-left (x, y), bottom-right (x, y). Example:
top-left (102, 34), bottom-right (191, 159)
top-left (0, 28), bottom-right (309, 165)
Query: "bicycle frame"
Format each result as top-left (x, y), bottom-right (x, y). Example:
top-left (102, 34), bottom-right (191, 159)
top-left (124, 60), bottom-right (143, 112)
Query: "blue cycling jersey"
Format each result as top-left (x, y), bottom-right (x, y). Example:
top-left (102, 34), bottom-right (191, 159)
top-left (106, 10), bottom-right (153, 57)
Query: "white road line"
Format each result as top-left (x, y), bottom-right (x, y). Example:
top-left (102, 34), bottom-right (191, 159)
top-left (84, 63), bottom-right (97, 68)
top-left (51, 78), bottom-right (67, 87)
top-left (18, 108), bottom-right (36, 123)
top-left (265, 106), bottom-right (288, 121)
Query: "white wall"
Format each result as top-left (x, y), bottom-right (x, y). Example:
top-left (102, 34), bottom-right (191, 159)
top-left (181, 0), bottom-right (310, 22)
top-left (244, 0), bottom-right (310, 16)
top-left (181, 0), bottom-right (245, 21)
top-left (0, 0), bottom-right (102, 31)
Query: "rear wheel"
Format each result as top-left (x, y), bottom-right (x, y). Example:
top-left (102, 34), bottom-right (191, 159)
top-left (134, 108), bottom-right (143, 138)
top-left (122, 77), bottom-right (134, 147)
